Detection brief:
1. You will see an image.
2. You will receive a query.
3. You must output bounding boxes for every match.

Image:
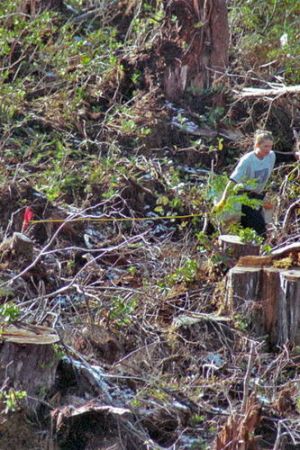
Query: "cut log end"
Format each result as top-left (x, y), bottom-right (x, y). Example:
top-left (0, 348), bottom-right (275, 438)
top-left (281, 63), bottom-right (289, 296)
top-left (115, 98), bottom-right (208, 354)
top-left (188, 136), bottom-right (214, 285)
top-left (225, 263), bottom-right (300, 346)
top-left (219, 234), bottom-right (260, 261)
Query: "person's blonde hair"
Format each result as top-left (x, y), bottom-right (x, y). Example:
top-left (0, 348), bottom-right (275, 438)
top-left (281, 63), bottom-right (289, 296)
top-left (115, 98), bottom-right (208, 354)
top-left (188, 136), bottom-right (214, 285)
top-left (254, 129), bottom-right (273, 145)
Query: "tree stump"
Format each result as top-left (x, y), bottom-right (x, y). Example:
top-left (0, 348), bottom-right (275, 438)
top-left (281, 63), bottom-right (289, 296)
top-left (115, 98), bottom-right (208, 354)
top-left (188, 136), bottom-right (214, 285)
top-left (278, 270), bottom-right (300, 345)
top-left (225, 264), bottom-right (300, 346)
top-left (219, 235), bottom-right (260, 261)
top-left (225, 266), bottom-right (262, 311)
top-left (11, 232), bottom-right (34, 260)
top-left (0, 232), bottom-right (33, 262)
top-left (0, 324), bottom-right (59, 411)
top-left (261, 267), bottom-right (281, 342)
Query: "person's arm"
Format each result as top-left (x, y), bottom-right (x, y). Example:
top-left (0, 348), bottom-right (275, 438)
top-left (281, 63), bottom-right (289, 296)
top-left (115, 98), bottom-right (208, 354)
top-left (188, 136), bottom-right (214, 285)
top-left (213, 180), bottom-right (236, 212)
top-left (213, 154), bottom-right (248, 213)
top-left (219, 180), bottom-right (235, 203)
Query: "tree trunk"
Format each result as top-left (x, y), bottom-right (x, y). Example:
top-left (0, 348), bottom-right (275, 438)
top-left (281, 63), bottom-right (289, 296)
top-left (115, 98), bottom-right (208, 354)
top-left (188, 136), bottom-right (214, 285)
top-left (163, 0), bottom-right (229, 101)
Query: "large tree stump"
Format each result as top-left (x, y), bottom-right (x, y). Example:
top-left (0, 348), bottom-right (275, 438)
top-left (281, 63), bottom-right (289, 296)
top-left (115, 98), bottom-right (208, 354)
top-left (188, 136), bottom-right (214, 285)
top-left (219, 235), bottom-right (260, 261)
top-left (225, 266), bottom-right (262, 311)
top-left (278, 270), bottom-right (300, 345)
top-left (225, 264), bottom-right (300, 346)
top-left (261, 267), bottom-right (281, 342)
top-left (0, 324), bottom-right (59, 411)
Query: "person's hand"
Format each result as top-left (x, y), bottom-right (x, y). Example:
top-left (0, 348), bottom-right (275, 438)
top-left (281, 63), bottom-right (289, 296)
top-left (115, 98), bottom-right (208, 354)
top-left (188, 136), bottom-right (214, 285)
top-left (295, 151), bottom-right (300, 161)
top-left (233, 183), bottom-right (244, 193)
top-left (212, 198), bottom-right (226, 214)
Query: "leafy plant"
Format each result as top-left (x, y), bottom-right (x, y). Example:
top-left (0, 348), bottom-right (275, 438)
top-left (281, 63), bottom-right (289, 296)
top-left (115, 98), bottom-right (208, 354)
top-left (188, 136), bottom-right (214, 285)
top-left (160, 259), bottom-right (199, 288)
top-left (0, 389), bottom-right (27, 413)
top-left (108, 296), bottom-right (138, 327)
top-left (234, 313), bottom-right (250, 332)
top-left (189, 414), bottom-right (205, 425)
top-left (237, 227), bottom-right (264, 245)
top-left (52, 343), bottom-right (65, 359)
top-left (230, 0), bottom-right (300, 82)
top-left (0, 303), bottom-right (20, 324)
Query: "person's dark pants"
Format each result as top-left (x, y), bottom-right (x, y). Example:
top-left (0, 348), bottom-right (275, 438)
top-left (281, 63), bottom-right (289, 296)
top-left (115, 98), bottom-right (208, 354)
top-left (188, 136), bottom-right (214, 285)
top-left (240, 192), bottom-right (266, 236)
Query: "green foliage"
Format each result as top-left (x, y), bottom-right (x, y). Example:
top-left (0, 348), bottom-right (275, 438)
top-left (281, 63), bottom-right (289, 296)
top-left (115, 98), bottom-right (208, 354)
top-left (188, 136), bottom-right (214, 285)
top-left (108, 296), bottom-right (138, 327)
top-left (0, 389), bottom-right (27, 413)
top-left (0, 303), bottom-right (20, 324)
top-left (228, 223), bottom-right (264, 244)
top-left (195, 231), bottom-right (213, 253)
top-left (204, 173), bottom-right (229, 203)
top-left (0, 82), bottom-right (25, 124)
top-left (230, 0), bottom-right (300, 82)
top-left (189, 414), bottom-right (205, 425)
top-left (33, 139), bottom-right (89, 202)
top-left (281, 167), bottom-right (300, 201)
top-left (107, 104), bottom-right (152, 140)
top-left (237, 227), bottom-right (264, 245)
top-left (234, 313), bottom-right (250, 332)
top-left (205, 106), bottom-right (225, 128)
top-left (52, 343), bottom-right (65, 359)
top-left (154, 194), bottom-right (182, 215)
top-left (160, 259), bottom-right (199, 289)
top-left (128, 1), bottom-right (164, 46)
top-left (207, 174), bottom-right (263, 231)
top-left (127, 265), bottom-right (138, 276)
top-left (262, 244), bottom-right (272, 254)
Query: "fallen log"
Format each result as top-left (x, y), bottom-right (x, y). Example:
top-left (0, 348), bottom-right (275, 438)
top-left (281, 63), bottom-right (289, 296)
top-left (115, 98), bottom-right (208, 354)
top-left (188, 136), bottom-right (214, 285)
top-left (234, 85), bottom-right (300, 98)
top-left (271, 242), bottom-right (300, 258)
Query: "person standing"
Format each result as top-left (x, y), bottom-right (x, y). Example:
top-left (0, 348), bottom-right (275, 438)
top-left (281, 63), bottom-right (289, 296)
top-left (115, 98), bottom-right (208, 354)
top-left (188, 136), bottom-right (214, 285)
top-left (214, 130), bottom-right (276, 236)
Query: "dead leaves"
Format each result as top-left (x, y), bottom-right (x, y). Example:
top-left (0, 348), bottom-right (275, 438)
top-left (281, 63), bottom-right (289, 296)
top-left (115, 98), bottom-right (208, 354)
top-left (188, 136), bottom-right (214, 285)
top-left (214, 395), bottom-right (261, 450)
top-left (271, 385), bottom-right (297, 417)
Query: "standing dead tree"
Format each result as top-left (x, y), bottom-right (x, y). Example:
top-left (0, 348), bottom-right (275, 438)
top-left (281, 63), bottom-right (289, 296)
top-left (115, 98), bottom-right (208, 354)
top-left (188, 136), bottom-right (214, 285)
top-left (161, 0), bottom-right (229, 101)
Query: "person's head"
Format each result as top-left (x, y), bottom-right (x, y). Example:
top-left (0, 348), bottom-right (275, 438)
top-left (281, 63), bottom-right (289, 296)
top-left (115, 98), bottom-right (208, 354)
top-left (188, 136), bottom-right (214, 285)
top-left (254, 130), bottom-right (273, 158)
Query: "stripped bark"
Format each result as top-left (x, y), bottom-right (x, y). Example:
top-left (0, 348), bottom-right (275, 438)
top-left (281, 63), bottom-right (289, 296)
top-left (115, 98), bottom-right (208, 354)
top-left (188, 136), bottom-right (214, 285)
top-left (235, 85), bottom-right (300, 99)
top-left (163, 0), bottom-right (229, 101)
